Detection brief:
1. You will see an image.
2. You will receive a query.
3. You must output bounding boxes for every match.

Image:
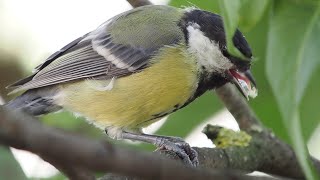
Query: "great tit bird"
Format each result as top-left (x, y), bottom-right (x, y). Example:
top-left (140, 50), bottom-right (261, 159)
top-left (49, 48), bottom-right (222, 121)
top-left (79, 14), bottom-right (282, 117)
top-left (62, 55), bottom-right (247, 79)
top-left (6, 5), bottom-right (257, 166)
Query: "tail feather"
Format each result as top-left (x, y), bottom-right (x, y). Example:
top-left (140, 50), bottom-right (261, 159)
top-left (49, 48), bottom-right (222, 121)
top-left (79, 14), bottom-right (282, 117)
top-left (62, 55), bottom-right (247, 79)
top-left (5, 88), bottom-right (61, 116)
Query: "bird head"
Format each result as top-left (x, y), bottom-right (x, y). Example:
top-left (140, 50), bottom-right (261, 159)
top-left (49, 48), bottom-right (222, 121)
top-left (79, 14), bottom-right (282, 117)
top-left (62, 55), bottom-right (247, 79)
top-left (181, 8), bottom-right (257, 99)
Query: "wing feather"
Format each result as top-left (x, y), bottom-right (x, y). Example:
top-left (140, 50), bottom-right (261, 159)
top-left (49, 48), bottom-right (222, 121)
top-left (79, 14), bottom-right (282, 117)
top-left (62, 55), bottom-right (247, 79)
top-left (9, 6), bottom-right (184, 93)
top-left (91, 29), bottom-right (155, 71)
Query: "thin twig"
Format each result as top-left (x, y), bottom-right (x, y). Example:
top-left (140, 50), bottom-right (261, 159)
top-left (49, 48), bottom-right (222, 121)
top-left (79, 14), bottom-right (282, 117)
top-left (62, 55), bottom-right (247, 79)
top-left (215, 83), bottom-right (261, 131)
top-left (215, 84), bottom-right (320, 178)
top-left (126, 0), bottom-right (151, 7)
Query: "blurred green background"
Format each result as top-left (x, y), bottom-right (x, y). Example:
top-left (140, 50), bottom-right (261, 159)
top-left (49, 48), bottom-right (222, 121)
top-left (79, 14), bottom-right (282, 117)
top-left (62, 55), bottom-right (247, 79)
top-left (0, 0), bottom-right (319, 179)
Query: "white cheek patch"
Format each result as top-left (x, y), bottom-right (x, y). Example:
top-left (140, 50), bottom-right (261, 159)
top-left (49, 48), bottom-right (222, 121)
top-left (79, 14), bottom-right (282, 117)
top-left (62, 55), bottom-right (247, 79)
top-left (187, 24), bottom-right (233, 73)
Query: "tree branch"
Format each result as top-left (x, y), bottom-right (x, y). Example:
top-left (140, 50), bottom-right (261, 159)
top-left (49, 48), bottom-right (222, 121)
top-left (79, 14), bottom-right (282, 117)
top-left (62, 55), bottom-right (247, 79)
top-left (126, 0), bottom-right (151, 7)
top-left (0, 106), bottom-right (279, 180)
top-left (215, 83), bottom-right (261, 131)
top-left (215, 84), bottom-right (320, 178)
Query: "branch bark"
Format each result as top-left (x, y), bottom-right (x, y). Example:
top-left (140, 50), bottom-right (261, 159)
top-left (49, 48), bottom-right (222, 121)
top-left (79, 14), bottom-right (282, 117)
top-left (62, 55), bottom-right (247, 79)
top-left (215, 84), bottom-right (320, 179)
top-left (0, 106), bottom-right (278, 180)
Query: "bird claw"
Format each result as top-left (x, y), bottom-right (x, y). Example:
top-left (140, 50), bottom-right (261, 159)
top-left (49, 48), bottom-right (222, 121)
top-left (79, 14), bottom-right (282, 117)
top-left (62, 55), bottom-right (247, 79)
top-left (156, 138), bottom-right (199, 167)
top-left (119, 131), bottom-right (199, 166)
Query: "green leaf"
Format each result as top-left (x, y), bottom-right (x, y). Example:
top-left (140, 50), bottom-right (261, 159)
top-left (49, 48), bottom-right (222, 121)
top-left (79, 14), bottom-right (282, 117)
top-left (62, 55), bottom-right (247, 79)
top-left (218, 0), bottom-right (245, 58)
top-left (285, 0), bottom-right (320, 5)
top-left (243, 9), bottom-right (292, 141)
top-left (218, 0), bottom-right (271, 58)
top-left (157, 92), bottom-right (223, 138)
top-left (300, 69), bottom-right (320, 140)
top-left (266, 1), bottom-right (320, 179)
top-left (0, 147), bottom-right (27, 180)
top-left (170, 0), bottom-right (220, 13)
top-left (239, 0), bottom-right (270, 31)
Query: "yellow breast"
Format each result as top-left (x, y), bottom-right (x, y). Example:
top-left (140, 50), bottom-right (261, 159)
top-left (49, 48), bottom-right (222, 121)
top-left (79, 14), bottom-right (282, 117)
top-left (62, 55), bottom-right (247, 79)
top-left (59, 46), bottom-right (199, 129)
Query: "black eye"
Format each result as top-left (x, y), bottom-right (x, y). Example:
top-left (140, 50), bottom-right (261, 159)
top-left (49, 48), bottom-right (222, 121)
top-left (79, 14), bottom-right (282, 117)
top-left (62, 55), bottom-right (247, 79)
top-left (221, 47), bottom-right (230, 58)
top-left (237, 60), bottom-right (251, 72)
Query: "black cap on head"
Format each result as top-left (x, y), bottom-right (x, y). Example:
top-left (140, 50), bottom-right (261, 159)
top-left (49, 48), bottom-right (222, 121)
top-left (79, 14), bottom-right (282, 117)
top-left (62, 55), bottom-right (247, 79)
top-left (179, 9), bottom-right (253, 71)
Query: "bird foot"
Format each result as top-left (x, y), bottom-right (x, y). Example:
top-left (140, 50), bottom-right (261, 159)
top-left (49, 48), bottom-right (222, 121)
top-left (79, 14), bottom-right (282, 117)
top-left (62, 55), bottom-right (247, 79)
top-left (154, 137), bottom-right (199, 167)
top-left (119, 131), bottom-right (199, 167)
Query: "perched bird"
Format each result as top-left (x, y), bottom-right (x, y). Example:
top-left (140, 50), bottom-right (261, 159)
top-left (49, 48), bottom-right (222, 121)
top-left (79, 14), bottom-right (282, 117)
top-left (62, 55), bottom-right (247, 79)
top-left (6, 5), bottom-right (257, 166)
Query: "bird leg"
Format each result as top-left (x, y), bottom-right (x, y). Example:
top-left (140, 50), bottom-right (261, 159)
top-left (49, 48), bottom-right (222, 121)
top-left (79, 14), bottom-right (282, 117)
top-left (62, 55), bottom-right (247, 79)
top-left (121, 131), bottom-right (199, 167)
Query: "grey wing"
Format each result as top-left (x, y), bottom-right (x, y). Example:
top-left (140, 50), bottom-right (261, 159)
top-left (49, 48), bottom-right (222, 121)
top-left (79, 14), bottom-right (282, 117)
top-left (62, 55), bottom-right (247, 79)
top-left (92, 35), bottom-right (154, 72)
top-left (8, 7), bottom-right (183, 93)
top-left (9, 29), bottom-right (157, 93)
